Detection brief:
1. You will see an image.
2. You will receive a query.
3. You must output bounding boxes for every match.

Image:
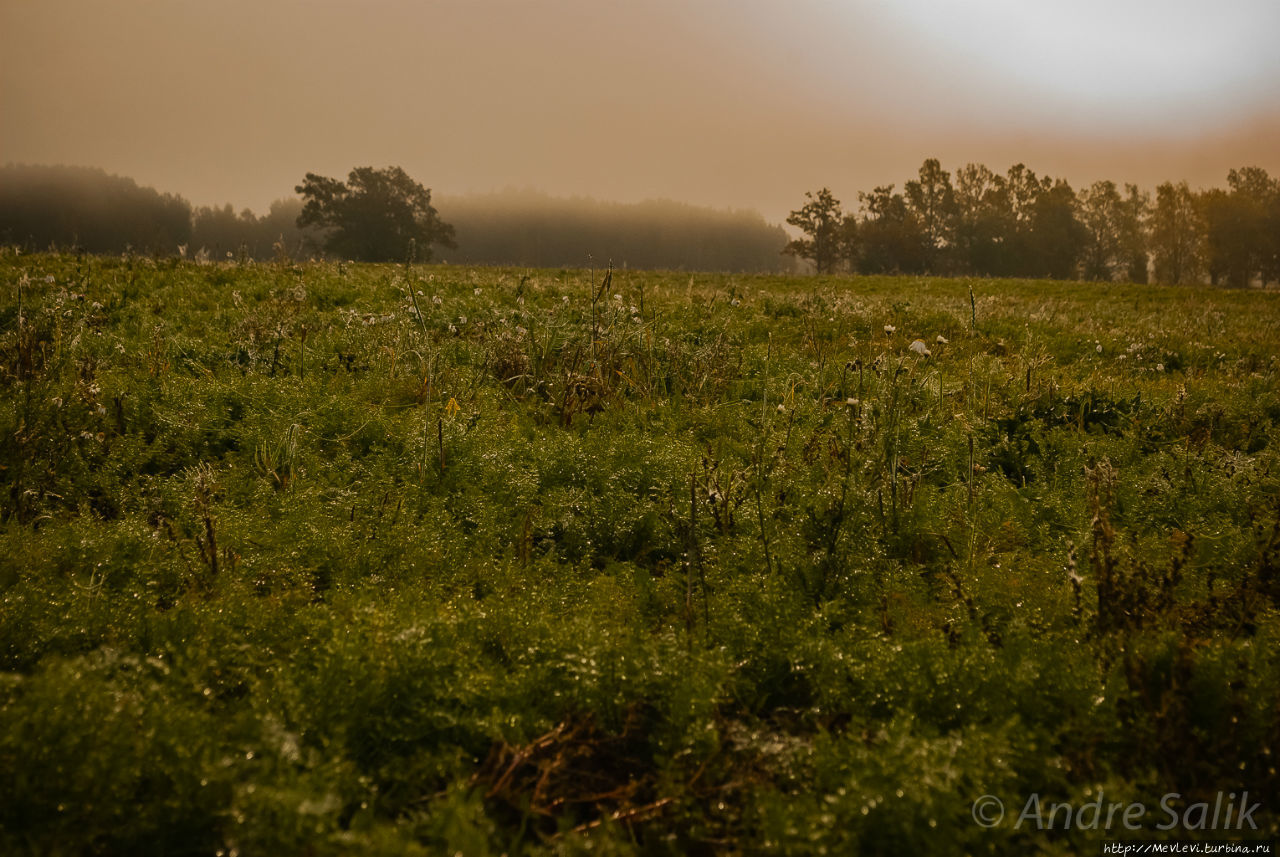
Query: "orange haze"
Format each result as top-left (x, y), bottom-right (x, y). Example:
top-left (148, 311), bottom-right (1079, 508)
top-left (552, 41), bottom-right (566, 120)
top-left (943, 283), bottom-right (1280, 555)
top-left (3, 0), bottom-right (1277, 224)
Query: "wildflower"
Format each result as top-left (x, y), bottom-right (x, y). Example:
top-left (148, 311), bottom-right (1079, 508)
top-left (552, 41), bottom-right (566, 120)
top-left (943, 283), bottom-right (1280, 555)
top-left (936, 335), bottom-right (949, 344)
top-left (1096, 344), bottom-right (1103, 353)
top-left (432, 295), bottom-right (442, 305)
top-left (474, 288), bottom-right (481, 295)
top-left (884, 325), bottom-right (896, 335)
top-left (1156, 363), bottom-right (1164, 372)
top-left (909, 339), bottom-right (931, 356)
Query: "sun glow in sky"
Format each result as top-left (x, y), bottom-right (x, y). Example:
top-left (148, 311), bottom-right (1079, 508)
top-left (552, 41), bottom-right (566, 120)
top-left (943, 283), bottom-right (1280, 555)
top-left (1, 0), bottom-right (1277, 222)
top-left (873, 0), bottom-right (1280, 123)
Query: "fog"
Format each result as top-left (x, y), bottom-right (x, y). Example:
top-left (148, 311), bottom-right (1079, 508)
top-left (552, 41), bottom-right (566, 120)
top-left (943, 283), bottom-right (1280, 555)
top-left (2, 0), bottom-right (1278, 223)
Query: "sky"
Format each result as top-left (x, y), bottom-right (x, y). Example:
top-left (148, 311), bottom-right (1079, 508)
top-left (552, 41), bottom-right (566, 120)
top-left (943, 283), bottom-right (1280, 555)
top-left (3, 0), bottom-right (1278, 224)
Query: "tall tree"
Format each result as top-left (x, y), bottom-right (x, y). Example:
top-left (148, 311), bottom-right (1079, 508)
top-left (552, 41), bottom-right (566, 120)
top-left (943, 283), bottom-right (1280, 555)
top-left (904, 158), bottom-right (955, 273)
top-left (296, 166), bottom-right (455, 262)
top-left (1028, 179), bottom-right (1087, 280)
top-left (1151, 181), bottom-right (1202, 285)
top-left (1199, 188), bottom-right (1248, 287)
top-left (953, 163), bottom-right (1012, 275)
top-left (783, 188), bottom-right (847, 274)
top-left (1003, 164), bottom-right (1050, 276)
top-left (1120, 184), bottom-right (1151, 284)
top-left (1078, 180), bottom-right (1125, 281)
top-left (1203, 167), bottom-right (1279, 287)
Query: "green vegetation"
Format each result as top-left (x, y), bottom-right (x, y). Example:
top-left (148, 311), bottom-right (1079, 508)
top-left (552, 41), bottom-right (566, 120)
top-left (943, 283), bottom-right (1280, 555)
top-left (2, 252), bottom-right (1278, 855)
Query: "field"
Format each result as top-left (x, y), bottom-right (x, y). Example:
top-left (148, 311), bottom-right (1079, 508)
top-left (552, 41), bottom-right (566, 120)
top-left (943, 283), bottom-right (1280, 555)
top-left (2, 252), bottom-right (1278, 855)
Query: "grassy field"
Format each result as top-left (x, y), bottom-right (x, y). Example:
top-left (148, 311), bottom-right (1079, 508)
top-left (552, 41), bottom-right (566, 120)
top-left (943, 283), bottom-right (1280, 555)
top-left (1, 252), bottom-right (1278, 855)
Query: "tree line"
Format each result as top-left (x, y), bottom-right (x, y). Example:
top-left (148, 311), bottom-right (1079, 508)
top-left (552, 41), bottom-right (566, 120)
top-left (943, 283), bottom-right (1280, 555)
top-left (0, 165), bottom-right (194, 256)
top-left (438, 189), bottom-right (789, 272)
top-left (0, 164), bottom-right (791, 272)
top-left (4, 161), bottom-right (1276, 283)
top-left (785, 159), bottom-right (1280, 286)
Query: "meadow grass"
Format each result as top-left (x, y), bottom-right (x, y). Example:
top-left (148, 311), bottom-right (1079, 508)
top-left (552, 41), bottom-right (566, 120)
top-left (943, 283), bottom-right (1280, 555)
top-left (1, 252), bottom-right (1278, 855)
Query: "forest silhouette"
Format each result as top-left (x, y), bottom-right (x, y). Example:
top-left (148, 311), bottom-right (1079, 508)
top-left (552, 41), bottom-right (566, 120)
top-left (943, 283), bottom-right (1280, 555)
top-left (1, 162), bottom-right (1276, 285)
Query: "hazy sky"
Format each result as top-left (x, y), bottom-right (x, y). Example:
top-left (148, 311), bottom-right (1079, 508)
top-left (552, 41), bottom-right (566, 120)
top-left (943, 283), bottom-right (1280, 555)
top-left (3, 0), bottom-right (1278, 223)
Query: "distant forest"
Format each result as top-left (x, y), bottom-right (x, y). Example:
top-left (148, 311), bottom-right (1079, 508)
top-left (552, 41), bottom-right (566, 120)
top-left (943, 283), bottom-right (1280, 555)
top-left (0, 165), bottom-right (791, 273)
top-left (2, 161), bottom-right (1277, 285)
top-left (438, 190), bottom-right (789, 272)
top-left (785, 159), bottom-right (1280, 287)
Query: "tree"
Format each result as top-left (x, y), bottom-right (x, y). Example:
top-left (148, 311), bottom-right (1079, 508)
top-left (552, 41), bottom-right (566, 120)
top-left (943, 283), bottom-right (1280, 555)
top-left (991, 164), bottom-right (1041, 276)
top-left (854, 184), bottom-right (926, 274)
top-left (783, 188), bottom-right (847, 274)
top-left (1078, 180), bottom-right (1125, 281)
top-left (1119, 184), bottom-right (1151, 284)
top-left (904, 158), bottom-right (955, 273)
top-left (1199, 187), bottom-right (1248, 286)
top-left (1026, 179), bottom-right (1086, 280)
top-left (1201, 167), bottom-right (1278, 287)
top-left (953, 163), bottom-right (1012, 275)
top-left (1151, 181), bottom-right (1202, 285)
top-left (295, 166), bottom-right (455, 262)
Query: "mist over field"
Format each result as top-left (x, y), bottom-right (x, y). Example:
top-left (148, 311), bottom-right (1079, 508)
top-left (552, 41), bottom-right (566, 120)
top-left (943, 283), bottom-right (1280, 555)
top-left (436, 190), bottom-right (792, 272)
top-left (3, 0), bottom-right (1277, 222)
